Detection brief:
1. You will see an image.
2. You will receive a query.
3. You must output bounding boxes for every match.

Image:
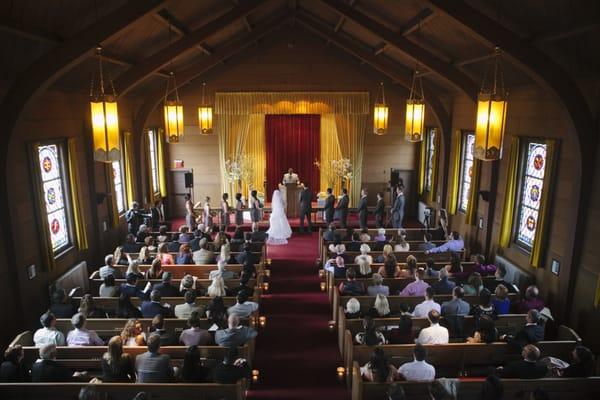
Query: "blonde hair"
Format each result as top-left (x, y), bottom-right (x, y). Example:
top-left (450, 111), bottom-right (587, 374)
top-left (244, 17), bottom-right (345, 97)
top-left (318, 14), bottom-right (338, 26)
top-left (382, 244), bottom-right (393, 258)
top-left (374, 294), bottom-right (390, 316)
top-left (495, 284), bottom-right (509, 299)
top-left (360, 243), bottom-right (371, 254)
top-left (207, 276), bottom-right (227, 298)
top-left (358, 257), bottom-right (372, 276)
top-left (113, 246), bottom-right (123, 262)
top-left (158, 243), bottom-right (169, 254)
top-left (127, 259), bottom-right (142, 276)
top-left (138, 246), bottom-right (150, 262)
top-left (120, 319), bottom-right (141, 343)
top-left (346, 297), bottom-right (360, 314)
top-left (220, 243), bottom-right (231, 261)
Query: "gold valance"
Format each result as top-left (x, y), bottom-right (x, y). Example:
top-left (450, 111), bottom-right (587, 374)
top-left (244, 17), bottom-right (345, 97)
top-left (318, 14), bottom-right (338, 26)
top-left (215, 92), bottom-right (370, 115)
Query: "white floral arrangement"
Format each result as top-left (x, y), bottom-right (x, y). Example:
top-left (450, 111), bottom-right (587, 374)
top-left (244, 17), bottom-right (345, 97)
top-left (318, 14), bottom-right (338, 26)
top-left (317, 191), bottom-right (328, 199)
top-left (331, 158), bottom-right (354, 181)
top-left (224, 155), bottom-right (255, 188)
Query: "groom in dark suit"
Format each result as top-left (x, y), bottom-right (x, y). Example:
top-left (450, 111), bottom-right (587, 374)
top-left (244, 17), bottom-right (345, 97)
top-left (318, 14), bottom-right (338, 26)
top-left (357, 188), bottom-right (368, 230)
top-left (336, 188), bottom-right (349, 228)
top-left (299, 184), bottom-right (313, 234)
top-left (324, 188), bottom-right (335, 224)
top-left (374, 192), bottom-right (385, 228)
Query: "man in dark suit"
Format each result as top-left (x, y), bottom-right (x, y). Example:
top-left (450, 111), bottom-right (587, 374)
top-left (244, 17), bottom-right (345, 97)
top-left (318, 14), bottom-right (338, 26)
top-left (392, 185), bottom-right (405, 229)
top-left (120, 274), bottom-right (151, 300)
top-left (31, 344), bottom-right (74, 382)
top-left (125, 202), bottom-right (144, 235)
top-left (324, 188), bottom-right (335, 224)
top-left (212, 347), bottom-right (252, 384)
top-left (141, 290), bottom-right (173, 318)
top-left (135, 334), bottom-right (174, 383)
top-left (374, 192), bottom-right (385, 228)
top-left (505, 309), bottom-right (545, 350)
top-left (250, 225), bottom-right (268, 242)
top-left (215, 315), bottom-right (258, 348)
top-left (298, 184), bottom-right (313, 234)
top-left (336, 188), bottom-right (349, 228)
top-left (484, 264), bottom-right (518, 294)
top-left (498, 344), bottom-right (548, 379)
top-left (148, 315), bottom-right (178, 346)
top-left (152, 272), bottom-right (180, 298)
top-left (357, 188), bottom-right (368, 230)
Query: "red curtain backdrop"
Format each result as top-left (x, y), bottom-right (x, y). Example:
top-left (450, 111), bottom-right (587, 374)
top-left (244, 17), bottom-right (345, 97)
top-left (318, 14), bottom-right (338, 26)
top-left (265, 114), bottom-right (320, 201)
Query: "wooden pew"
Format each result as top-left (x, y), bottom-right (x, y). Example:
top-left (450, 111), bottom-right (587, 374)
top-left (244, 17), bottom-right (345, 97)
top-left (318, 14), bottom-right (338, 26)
top-left (71, 296), bottom-right (251, 312)
top-left (98, 263), bottom-right (264, 280)
top-left (88, 277), bottom-right (259, 296)
top-left (0, 382), bottom-right (249, 400)
top-left (325, 250), bottom-right (464, 263)
top-left (350, 365), bottom-right (600, 400)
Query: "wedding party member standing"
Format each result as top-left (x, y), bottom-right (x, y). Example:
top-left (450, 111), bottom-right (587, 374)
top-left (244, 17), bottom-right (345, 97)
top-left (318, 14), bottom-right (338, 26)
top-left (234, 193), bottom-right (244, 227)
top-left (283, 168), bottom-right (299, 184)
top-left (203, 197), bottom-right (213, 229)
top-left (392, 185), bottom-right (405, 229)
top-left (358, 188), bottom-right (368, 230)
top-left (220, 193), bottom-right (230, 230)
top-left (324, 188), bottom-right (336, 224)
top-left (126, 202), bottom-right (144, 235)
top-left (336, 188), bottom-right (349, 228)
top-left (249, 190), bottom-right (262, 231)
top-left (299, 184), bottom-right (313, 234)
top-left (374, 192), bottom-right (385, 228)
top-left (184, 194), bottom-right (196, 231)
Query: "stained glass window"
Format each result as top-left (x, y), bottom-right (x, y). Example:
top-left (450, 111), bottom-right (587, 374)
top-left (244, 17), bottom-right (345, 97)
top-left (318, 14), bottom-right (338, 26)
top-left (148, 130), bottom-right (159, 194)
top-left (425, 128), bottom-right (437, 192)
top-left (516, 141), bottom-right (547, 250)
top-left (37, 144), bottom-right (71, 253)
top-left (112, 160), bottom-right (125, 213)
top-left (458, 132), bottom-right (475, 213)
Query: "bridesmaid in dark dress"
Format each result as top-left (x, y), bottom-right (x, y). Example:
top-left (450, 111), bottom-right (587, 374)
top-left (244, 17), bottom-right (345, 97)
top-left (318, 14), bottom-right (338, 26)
top-left (235, 193), bottom-right (244, 227)
top-left (184, 194), bottom-right (196, 230)
top-left (250, 190), bottom-right (262, 231)
top-left (220, 193), bottom-right (230, 230)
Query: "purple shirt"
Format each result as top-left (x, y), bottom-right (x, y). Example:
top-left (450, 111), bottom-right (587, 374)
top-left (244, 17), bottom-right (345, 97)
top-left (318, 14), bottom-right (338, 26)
top-left (426, 239), bottom-right (464, 254)
top-left (399, 279), bottom-right (430, 297)
top-left (474, 263), bottom-right (497, 277)
top-left (66, 328), bottom-right (104, 346)
top-left (518, 298), bottom-right (545, 314)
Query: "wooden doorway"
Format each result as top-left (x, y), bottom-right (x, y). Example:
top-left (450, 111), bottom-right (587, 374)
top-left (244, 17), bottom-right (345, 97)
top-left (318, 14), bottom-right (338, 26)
top-left (169, 169), bottom-right (192, 218)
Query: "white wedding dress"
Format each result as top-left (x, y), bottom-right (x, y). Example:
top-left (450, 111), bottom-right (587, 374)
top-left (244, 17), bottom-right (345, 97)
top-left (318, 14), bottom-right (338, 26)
top-left (267, 189), bottom-right (292, 245)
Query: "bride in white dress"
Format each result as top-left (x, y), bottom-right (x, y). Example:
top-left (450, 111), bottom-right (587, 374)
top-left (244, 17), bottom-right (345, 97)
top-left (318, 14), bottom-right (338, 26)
top-left (267, 189), bottom-right (292, 245)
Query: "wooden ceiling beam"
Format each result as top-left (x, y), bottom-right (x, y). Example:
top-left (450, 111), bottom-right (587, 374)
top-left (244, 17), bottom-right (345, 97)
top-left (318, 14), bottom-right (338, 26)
top-left (319, 0), bottom-right (478, 100)
top-left (114, 0), bottom-right (267, 96)
top-left (532, 21), bottom-right (600, 44)
top-left (399, 8), bottom-right (435, 37)
top-left (154, 8), bottom-right (213, 55)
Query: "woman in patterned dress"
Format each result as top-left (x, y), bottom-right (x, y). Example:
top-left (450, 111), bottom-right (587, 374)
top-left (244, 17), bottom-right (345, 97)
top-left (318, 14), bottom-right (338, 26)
top-left (235, 193), bottom-right (244, 227)
top-left (220, 193), bottom-right (230, 230)
top-left (203, 197), bottom-right (213, 229)
top-left (250, 190), bottom-right (262, 231)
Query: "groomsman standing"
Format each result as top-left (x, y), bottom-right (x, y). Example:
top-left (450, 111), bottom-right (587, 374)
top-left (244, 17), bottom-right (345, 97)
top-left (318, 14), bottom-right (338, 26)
top-left (324, 188), bottom-right (336, 224)
top-left (392, 185), bottom-right (405, 228)
top-left (374, 192), bottom-right (385, 228)
top-left (357, 189), bottom-right (368, 230)
top-left (299, 184), bottom-right (313, 234)
top-left (336, 188), bottom-right (349, 228)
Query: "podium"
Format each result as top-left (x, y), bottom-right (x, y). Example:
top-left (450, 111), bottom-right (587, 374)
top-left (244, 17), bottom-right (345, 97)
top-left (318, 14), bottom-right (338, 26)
top-left (285, 183), bottom-right (300, 218)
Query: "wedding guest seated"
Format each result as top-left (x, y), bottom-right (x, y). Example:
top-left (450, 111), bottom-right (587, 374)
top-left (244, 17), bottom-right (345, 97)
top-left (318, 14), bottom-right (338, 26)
top-left (249, 225), bottom-right (267, 242)
top-left (215, 315), bottom-right (258, 347)
top-left (423, 258), bottom-right (440, 279)
top-left (179, 274), bottom-right (204, 297)
top-left (417, 310), bottom-right (449, 345)
top-left (324, 256), bottom-right (348, 279)
top-left (50, 288), bottom-right (77, 318)
top-left (367, 273), bottom-right (389, 297)
top-left (144, 259), bottom-right (163, 280)
top-left (227, 292), bottom-right (258, 318)
top-left (369, 293), bottom-right (392, 318)
top-left (212, 347), bottom-right (252, 384)
top-left (346, 231), bottom-right (362, 251)
top-left (178, 226), bottom-right (192, 243)
top-left (387, 304), bottom-right (414, 344)
top-left (180, 345), bottom-right (211, 382)
top-left (472, 288), bottom-right (497, 326)
top-left (397, 343), bottom-right (436, 381)
top-left (120, 319), bottom-right (145, 346)
top-left (492, 284), bottom-right (511, 315)
top-left (136, 224), bottom-right (151, 243)
top-left (355, 316), bottom-right (387, 345)
top-left (323, 223), bottom-right (339, 241)
top-left (176, 244), bottom-right (194, 265)
top-left (31, 344), bottom-right (74, 382)
top-left (175, 290), bottom-right (200, 319)
top-left (180, 311), bottom-right (212, 346)
top-left (207, 276), bottom-right (229, 298)
top-left (360, 348), bottom-right (396, 382)
top-left (345, 297), bottom-right (363, 319)
top-left (141, 290), bottom-right (173, 318)
top-left (467, 315), bottom-right (499, 344)
top-left (504, 310), bottom-right (544, 350)
top-left (354, 243), bottom-right (373, 265)
top-left (147, 314), bottom-right (178, 346)
top-left (373, 228), bottom-right (387, 242)
top-left (359, 229), bottom-right (371, 242)
top-left (143, 235), bottom-right (157, 252)
top-left (339, 268), bottom-right (366, 296)
top-left (119, 274), bottom-right (150, 300)
top-left (329, 242), bottom-right (350, 263)
top-left (188, 229), bottom-right (202, 251)
top-left (209, 260), bottom-right (238, 280)
top-left (417, 233), bottom-right (436, 252)
top-left (192, 238), bottom-right (215, 265)
top-left (99, 274), bottom-right (119, 297)
top-left (484, 264), bottom-right (517, 293)
top-left (242, 260), bottom-right (256, 279)
top-left (413, 287), bottom-right (441, 318)
top-left (123, 234), bottom-right (141, 253)
top-left (426, 231), bottom-right (464, 254)
top-left (399, 268), bottom-right (430, 296)
top-left (432, 268), bottom-right (456, 295)
top-left (77, 294), bottom-right (107, 318)
top-left (441, 287), bottom-right (471, 316)
top-left (473, 254), bottom-right (496, 276)
top-left (375, 244), bottom-right (394, 263)
top-left (480, 374), bottom-right (504, 400)
top-left (125, 258), bottom-right (144, 280)
top-left (231, 227), bottom-right (245, 244)
top-left (378, 254), bottom-right (400, 278)
top-left (394, 231), bottom-right (410, 252)
top-left (203, 296), bottom-right (228, 329)
top-left (215, 243), bottom-right (233, 264)
top-left (235, 242), bottom-right (256, 265)
top-left (101, 336), bottom-right (135, 382)
top-left (99, 254), bottom-right (121, 279)
top-left (34, 311), bottom-right (66, 347)
top-left (153, 272), bottom-right (181, 298)
top-left (397, 255), bottom-right (418, 279)
top-left (560, 345), bottom-right (595, 377)
top-left (497, 344), bottom-right (548, 379)
top-left (0, 345), bottom-right (29, 382)
top-left (463, 272), bottom-right (484, 296)
top-left (66, 313), bottom-right (104, 346)
top-left (517, 285), bottom-right (545, 313)
top-left (156, 226), bottom-right (170, 243)
top-left (135, 334), bottom-right (174, 383)
top-left (116, 293), bottom-right (143, 319)
top-left (230, 271), bottom-right (254, 298)
top-left (445, 253), bottom-right (467, 281)
top-left (157, 243), bottom-right (174, 265)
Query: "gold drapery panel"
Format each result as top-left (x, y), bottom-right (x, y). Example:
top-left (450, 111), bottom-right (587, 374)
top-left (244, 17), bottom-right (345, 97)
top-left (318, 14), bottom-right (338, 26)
top-left (67, 138), bottom-right (89, 251)
top-left (217, 114), bottom-right (251, 196)
top-left (240, 114), bottom-right (266, 196)
top-left (157, 128), bottom-right (168, 198)
top-left (320, 114), bottom-right (343, 195)
top-left (215, 92), bottom-right (369, 115)
top-left (499, 136), bottom-right (520, 248)
top-left (123, 131), bottom-right (136, 208)
top-left (334, 114), bottom-right (367, 207)
top-left (105, 163), bottom-right (120, 228)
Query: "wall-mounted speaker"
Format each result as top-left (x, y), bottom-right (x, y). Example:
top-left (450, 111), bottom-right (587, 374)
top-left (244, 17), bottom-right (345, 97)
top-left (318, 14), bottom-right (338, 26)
top-left (184, 172), bottom-right (194, 188)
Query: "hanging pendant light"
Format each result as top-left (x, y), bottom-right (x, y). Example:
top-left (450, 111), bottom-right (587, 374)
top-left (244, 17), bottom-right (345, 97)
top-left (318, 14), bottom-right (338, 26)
top-left (405, 67), bottom-right (425, 142)
top-left (474, 46), bottom-right (508, 161)
top-left (163, 19), bottom-right (183, 143)
top-left (198, 82), bottom-right (213, 135)
top-left (90, 46), bottom-right (120, 162)
top-left (373, 82), bottom-right (389, 135)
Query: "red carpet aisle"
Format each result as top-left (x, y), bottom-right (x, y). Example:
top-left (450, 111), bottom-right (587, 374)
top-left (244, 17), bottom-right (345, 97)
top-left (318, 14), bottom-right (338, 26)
top-left (246, 232), bottom-right (350, 400)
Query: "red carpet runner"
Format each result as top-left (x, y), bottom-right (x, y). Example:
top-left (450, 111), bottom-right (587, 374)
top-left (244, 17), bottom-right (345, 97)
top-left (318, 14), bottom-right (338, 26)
top-left (246, 232), bottom-right (350, 399)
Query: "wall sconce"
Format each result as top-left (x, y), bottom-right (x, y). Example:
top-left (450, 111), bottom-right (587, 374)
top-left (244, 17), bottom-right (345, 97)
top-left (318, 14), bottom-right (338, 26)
top-left (262, 282), bottom-right (269, 292)
top-left (336, 366), bottom-right (345, 380)
top-left (266, 258), bottom-right (272, 265)
top-left (264, 269), bottom-right (271, 278)
top-left (259, 316), bottom-right (266, 328)
top-left (318, 270), bottom-right (325, 278)
top-left (328, 320), bottom-right (336, 331)
top-left (252, 369), bottom-right (260, 382)
top-left (320, 282), bottom-right (326, 291)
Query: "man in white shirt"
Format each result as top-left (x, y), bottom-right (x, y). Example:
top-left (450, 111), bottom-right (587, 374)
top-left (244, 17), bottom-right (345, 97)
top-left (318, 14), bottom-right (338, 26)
top-left (413, 287), bottom-right (441, 318)
top-left (397, 344), bottom-right (436, 381)
top-left (174, 291), bottom-right (200, 319)
top-left (33, 311), bottom-right (66, 347)
top-left (227, 292), bottom-right (259, 318)
top-left (416, 310), bottom-right (449, 345)
top-left (282, 168), bottom-right (299, 184)
top-left (66, 313), bottom-right (104, 346)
